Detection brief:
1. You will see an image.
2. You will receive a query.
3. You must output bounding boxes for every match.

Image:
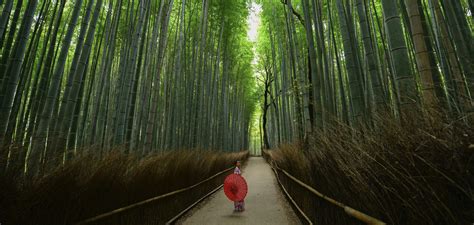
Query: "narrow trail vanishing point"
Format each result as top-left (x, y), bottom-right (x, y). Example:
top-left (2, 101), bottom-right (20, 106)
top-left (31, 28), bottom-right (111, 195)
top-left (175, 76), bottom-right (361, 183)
top-left (177, 157), bottom-right (301, 225)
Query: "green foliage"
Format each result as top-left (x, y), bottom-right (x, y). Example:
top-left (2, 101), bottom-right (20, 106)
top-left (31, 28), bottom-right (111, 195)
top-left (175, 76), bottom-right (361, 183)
top-left (0, 0), bottom-right (259, 174)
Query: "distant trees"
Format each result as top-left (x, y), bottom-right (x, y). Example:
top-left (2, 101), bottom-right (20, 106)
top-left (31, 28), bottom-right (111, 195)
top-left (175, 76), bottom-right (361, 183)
top-left (256, 0), bottom-right (473, 146)
top-left (0, 0), bottom-right (257, 176)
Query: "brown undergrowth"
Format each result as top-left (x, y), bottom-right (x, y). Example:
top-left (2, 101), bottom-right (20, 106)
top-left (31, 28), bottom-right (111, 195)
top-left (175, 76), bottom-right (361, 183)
top-left (0, 149), bottom-right (248, 225)
top-left (267, 113), bottom-right (474, 225)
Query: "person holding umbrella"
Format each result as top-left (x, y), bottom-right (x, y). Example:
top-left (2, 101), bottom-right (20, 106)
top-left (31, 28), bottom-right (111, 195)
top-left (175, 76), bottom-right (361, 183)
top-left (224, 160), bottom-right (247, 212)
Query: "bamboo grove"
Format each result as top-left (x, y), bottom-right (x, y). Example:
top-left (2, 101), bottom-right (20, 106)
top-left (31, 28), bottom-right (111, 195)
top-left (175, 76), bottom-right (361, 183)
top-left (0, 0), bottom-right (257, 175)
top-left (256, 0), bottom-right (473, 148)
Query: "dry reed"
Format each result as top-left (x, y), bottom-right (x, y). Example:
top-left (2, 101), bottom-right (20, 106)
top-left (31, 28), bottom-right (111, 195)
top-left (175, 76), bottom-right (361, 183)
top-left (0, 149), bottom-right (248, 225)
top-left (269, 113), bottom-right (473, 225)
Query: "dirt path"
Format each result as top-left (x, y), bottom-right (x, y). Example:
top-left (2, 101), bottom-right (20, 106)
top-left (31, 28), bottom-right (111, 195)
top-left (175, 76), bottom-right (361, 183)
top-left (177, 157), bottom-right (301, 225)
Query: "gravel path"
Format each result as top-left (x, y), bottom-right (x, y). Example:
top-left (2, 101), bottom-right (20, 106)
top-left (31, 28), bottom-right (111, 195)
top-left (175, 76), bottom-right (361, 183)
top-left (177, 157), bottom-right (301, 225)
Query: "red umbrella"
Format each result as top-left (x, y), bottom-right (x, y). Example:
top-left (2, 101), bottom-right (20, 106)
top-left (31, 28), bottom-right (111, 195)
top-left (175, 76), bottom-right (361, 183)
top-left (223, 174), bottom-right (248, 201)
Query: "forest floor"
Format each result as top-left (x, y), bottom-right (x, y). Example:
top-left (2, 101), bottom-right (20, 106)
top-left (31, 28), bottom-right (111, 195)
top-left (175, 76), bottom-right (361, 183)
top-left (177, 157), bottom-right (301, 225)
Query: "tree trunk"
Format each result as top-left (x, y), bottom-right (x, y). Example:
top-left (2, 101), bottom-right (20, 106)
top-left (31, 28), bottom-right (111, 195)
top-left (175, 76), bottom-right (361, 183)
top-left (381, 0), bottom-right (420, 116)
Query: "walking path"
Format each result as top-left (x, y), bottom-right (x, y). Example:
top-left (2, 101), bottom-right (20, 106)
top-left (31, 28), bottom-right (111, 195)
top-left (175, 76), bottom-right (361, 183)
top-left (177, 157), bottom-right (301, 225)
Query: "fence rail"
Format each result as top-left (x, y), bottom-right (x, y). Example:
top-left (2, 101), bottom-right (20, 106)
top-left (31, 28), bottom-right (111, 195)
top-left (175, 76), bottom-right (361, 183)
top-left (263, 150), bottom-right (386, 225)
top-left (76, 167), bottom-right (233, 225)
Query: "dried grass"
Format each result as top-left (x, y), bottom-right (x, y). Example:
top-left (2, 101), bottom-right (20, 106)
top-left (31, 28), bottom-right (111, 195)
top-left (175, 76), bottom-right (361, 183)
top-left (269, 113), bottom-right (474, 225)
top-left (0, 149), bottom-right (248, 225)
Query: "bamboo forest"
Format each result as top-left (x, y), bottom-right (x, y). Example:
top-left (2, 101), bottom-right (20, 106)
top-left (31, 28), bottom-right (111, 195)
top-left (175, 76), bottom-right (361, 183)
top-left (0, 0), bottom-right (472, 224)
